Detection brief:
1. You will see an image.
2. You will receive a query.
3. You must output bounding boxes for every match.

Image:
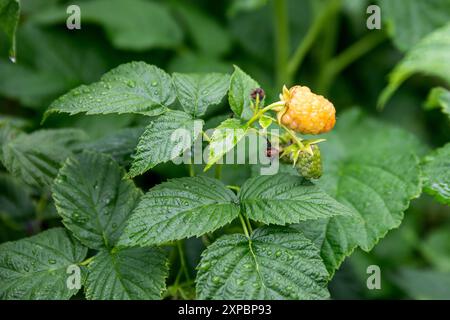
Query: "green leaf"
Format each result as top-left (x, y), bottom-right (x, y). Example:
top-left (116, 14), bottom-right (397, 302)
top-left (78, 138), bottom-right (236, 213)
top-left (379, 0), bottom-right (450, 51)
top-left (33, 0), bottom-right (182, 51)
top-left (228, 65), bottom-right (261, 120)
top-left (420, 226), bottom-right (450, 272)
top-left (119, 176), bottom-right (240, 247)
top-left (392, 268), bottom-right (450, 300)
top-left (196, 226), bottom-right (330, 300)
top-left (258, 115), bottom-right (272, 129)
top-left (80, 127), bottom-right (145, 165)
top-left (422, 143), bottom-right (450, 205)
top-left (85, 247), bottom-right (168, 300)
top-left (0, 129), bottom-right (19, 163)
top-left (228, 0), bottom-right (268, 16)
top-left (0, 173), bottom-right (34, 222)
top-left (175, 4), bottom-right (231, 56)
top-left (169, 52), bottom-right (232, 74)
top-left (20, 0), bottom-right (59, 15)
top-left (0, 24), bottom-right (110, 109)
top-left (127, 110), bottom-right (203, 178)
top-left (239, 174), bottom-right (353, 225)
top-left (172, 73), bottom-right (230, 117)
top-left (70, 114), bottom-right (135, 140)
top-left (205, 118), bottom-right (249, 171)
top-left (0, 0), bottom-right (20, 60)
top-left (425, 87), bottom-right (450, 120)
top-left (0, 220), bottom-right (26, 243)
top-left (0, 115), bottom-right (29, 130)
top-left (52, 151), bottom-right (142, 250)
top-left (379, 23), bottom-right (450, 108)
top-left (1, 129), bottom-right (88, 188)
top-left (0, 228), bottom-right (88, 299)
top-left (46, 62), bottom-right (175, 118)
top-left (295, 109), bottom-right (422, 274)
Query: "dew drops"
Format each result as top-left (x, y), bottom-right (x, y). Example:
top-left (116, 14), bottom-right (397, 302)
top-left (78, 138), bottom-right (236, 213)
top-left (275, 251), bottom-right (282, 258)
top-left (126, 80), bottom-right (136, 88)
top-left (73, 213), bottom-right (88, 224)
top-left (151, 81), bottom-right (158, 87)
top-left (199, 261), bottom-right (211, 271)
top-left (9, 55), bottom-right (16, 63)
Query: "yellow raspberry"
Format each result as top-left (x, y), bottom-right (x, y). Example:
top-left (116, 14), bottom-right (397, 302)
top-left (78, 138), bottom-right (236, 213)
top-left (278, 85), bottom-right (336, 135)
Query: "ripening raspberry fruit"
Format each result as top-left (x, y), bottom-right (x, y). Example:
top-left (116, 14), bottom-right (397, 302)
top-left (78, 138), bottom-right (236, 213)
top-left (277, 85), bottom-right (336, 135)
top-left (296, 145), bottom-right (322, 179)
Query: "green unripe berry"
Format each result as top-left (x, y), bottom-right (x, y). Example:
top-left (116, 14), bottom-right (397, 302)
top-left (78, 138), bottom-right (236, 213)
top-left (296, 145), bottom-right (322, 179)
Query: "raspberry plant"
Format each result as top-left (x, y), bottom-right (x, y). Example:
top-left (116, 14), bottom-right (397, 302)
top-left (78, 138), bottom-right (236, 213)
top-left (0, 0), bottom-right (449, 300)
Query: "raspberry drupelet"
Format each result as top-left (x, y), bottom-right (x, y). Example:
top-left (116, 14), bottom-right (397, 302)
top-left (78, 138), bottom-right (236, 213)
top-left (277, 85), bottom-right (336, 135)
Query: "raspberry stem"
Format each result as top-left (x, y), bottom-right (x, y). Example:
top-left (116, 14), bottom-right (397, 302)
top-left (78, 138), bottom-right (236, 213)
top-left (239, 213), bottom-right (251, 238)
top-left (279, 123), bottom-right (305, 150)
top-left (246, 101), bottom-right (285, 127)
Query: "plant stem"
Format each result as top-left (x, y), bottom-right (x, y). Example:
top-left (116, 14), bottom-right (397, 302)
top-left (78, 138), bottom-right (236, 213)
top-left (215, 164), bottom-right (222, 180)
top-left (188, 163), bottom-right (195, 177)
top-left (244, 215), bottom-right (253, 234)
top-left (226, 185), bottom-right (241, 192)
top-left (287, 0), bottom-right (341, 80)
top-left (280, 123), bottom-right (304, 149)
top-left (316, 7), bottom-right (340, 70)
top-left (202, 130), bottom-right (211, 142)
top-left (0, 214), bottom-right (23, 231)
top-left (274, 0), bottom-right (290, 88)
top-left (177, 241), bottom-right (190, 282)
top-left (238, 213), bottom-right (250, 238)
top-left (317, 31), bottom-right (387, 94)
top-left (79, 256), bottom-right (95, 266)
top-left (246, 101), bottom-right (285, 127)
top-left (35, 192), bottom-right (49, 222)
top-left (177, 287), bottom-right (189, 300)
